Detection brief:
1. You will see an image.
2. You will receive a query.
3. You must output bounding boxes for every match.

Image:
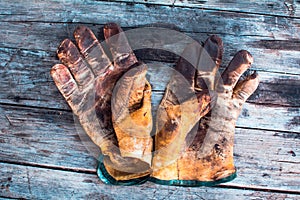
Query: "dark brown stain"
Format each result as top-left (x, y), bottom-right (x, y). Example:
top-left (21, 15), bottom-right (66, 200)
top-left (251, 40), bottom-right (300, 51)
top-left (135, 49), bottom-right (179, 63)
top-left (15, 133), bottom-right (31, 138)
top-left (273, 132), bottom-right (300, 140)
top-left (202, 154), bottom-right (212, 163)
top-left (288, 150), bottom-right (296, 157)
top-left (214, 143), bottom-right (223, 155)
top-left (128, 101), bottom-right (143, 113)
top-left (83, 179), bottom-right (93, 183)
top-left (262, 173), bottom-right (271, 178)
top-left (164, 120), bottom-right (178, 132)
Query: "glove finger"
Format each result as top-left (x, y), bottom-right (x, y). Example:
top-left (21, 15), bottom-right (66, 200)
top-left (57, 39), bottom-right (94, 87)
top-left (111, 63), bottom-right (148, 120)
top-left (218, 50), bottom-right (253, 95)
top-left (103, 22), bottom-right (138, 69)
top-left (74, 25), bottom-right (112, 77)
top-left (50, 64), bottom-right (78, 109)
top-left (175, 42), bottom-right (199, 87)
top-left (196, 35), bottom-right (223, 91)
top-left (111, 63), bottom-right (153, 164)
top-left (233, 71), bottom-right (260, 103)
top-left (162, 42), bottom-right (199, 105)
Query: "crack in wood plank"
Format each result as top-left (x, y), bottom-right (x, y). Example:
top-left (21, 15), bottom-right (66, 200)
top-left (284, 0), bottom-right (297, 16)
top-left (26, 167), bottom-right (32, 198)
top-left (4, 115), bottom-right (13, 126)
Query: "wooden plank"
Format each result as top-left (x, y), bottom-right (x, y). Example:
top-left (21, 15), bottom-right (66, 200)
top-left (1, 44), bottom-right (299, 109)
top-left (146, 62), bottom-right (300, 106)
top-left (234, 128), bottom-right (300, 191)
top-left (237, 104), bottom-right (299, 132)
top-left (152, 93), bottom-right (300, 133)
top-left (0, 105), bottom-right (97, 172)
top-left (1, 163), bottom-right (300, 199)
top-left (174, 0), bottom-right (300, 17)
top-left (0, 48), bottom-right (299, 132)
top-left (102, 0), bottom-right (300, 17)
top-left (0, 105), bottom-right (299, 191)
top-left (0, 0), bottom-right (299, 39)
top-left (0, 21), bottom-right (299, 74)
top-left (0, 0), bottom-right (297, 197)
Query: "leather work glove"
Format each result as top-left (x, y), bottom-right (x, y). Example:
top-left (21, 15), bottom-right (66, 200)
top-left (51, 23), bottom-right (153, 185)
top-left (151, 35), bottom-right (259, 186)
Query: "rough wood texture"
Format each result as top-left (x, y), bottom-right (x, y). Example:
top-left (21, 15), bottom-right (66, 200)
top-left (107, 0), bottom-right (300, 17)
top-left (174, 0), bottom-right (300, 17)
top-left (1, 23), bottom-right (300, 74)
top-left (1, 58), bottom-right (299, 132)
top-left (0, 0), bottom-right (299, 199)
top-left (1, 163), bottom-right (300, 200)
top-left (0, 105), bottom-right (299, 192)
top-left (1, 42), bottom-right (299, 107)
top-left (1, 1), bottom-right (300, 38)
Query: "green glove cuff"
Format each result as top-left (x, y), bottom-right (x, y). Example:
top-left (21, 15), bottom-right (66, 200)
top-left (96, 155), bottom-right (150, 186)
top-left (149, 171), bottom-right (237, 187)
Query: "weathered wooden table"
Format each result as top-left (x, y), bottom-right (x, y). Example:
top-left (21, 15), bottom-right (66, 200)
top-left (0, 0), bottom-right (299, 199)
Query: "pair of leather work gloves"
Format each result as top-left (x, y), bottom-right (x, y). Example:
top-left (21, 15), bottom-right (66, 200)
top-left (51, 23), bottom-right (259, 186)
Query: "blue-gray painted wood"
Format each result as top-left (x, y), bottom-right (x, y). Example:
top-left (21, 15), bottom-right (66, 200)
top-left (0, 0), bottom-right (299, 199)
top-left (1, 162), bottom-right (300, 199)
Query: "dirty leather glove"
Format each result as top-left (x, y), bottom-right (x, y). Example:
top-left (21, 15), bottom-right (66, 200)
top-left (151, 35), bottom-right (259, 186)
top-left (51, 23), bottom-right (152, 184)
top-left (151, 36), bottom-right (217, 179)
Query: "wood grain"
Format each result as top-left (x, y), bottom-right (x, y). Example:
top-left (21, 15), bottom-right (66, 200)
top-left (103, 0), bottom-right (300, 17)
top-left (0, 104), bottom-right (299, 192)
top-left (1, 53), bottom-right (299, 131)
top-left (174, 0), bottom-right (300, 17)
top-left (1, 22), bottom-right (300, 76)
top-left (0, 1), bottom-right (299, 38)
top-left (1, 36), bottom-right (299, 136)
top-left (1, 162), bottom-right (300, 199)
top-left (0, 0), bottom-right (299, 198)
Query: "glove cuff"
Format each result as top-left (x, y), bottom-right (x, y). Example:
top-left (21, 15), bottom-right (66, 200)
top-left (149, 170), bottom-right (237, 187)
top-left (96, 155), bottom-right (150, 186)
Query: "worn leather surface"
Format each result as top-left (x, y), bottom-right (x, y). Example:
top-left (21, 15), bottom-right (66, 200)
top-left (52, 24), bottom-right (259, 184)
top-left (51, 24), bottom-right (153, 181)
top-left (151, 36), bottom-right (259, 183)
